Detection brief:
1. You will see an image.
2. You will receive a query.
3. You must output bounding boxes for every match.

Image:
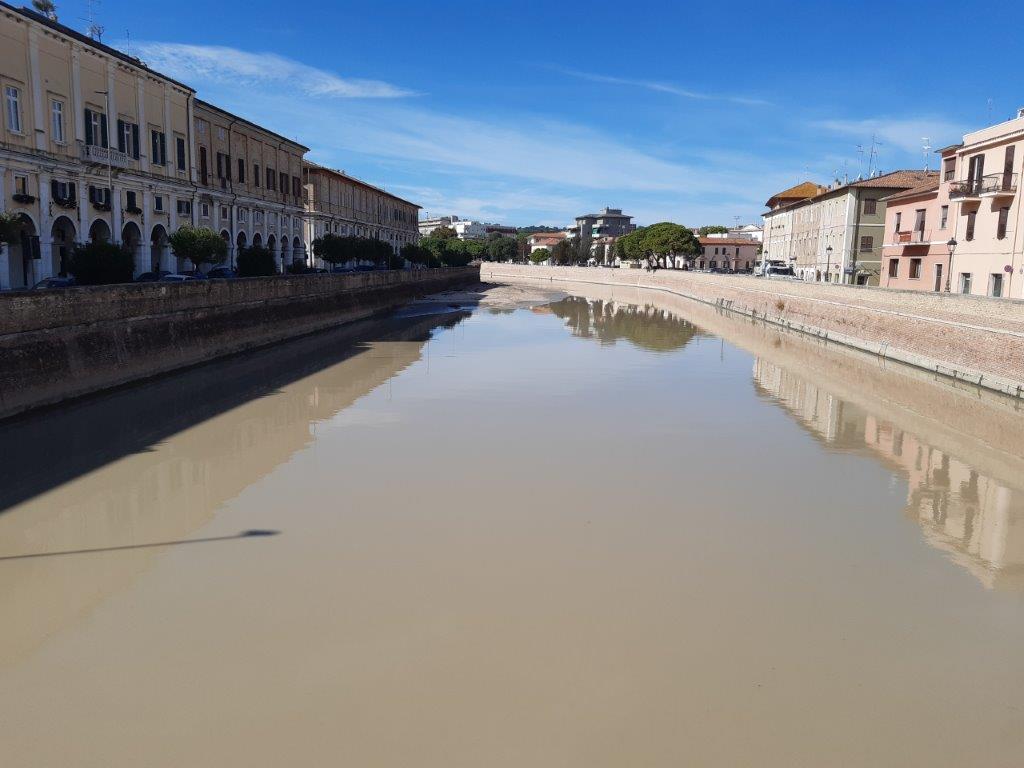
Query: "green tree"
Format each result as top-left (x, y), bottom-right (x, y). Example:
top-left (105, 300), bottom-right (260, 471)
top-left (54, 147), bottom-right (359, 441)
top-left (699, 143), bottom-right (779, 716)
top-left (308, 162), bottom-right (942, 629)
top-left (642, 222), bottom-right (700, 262)
top-left (550, 238), bottom-right (573, 265)
top-left (168, 225), bottom-right (227, 272)
top-left (529, 247), bottom-right (550, 264)
top-left (312, 233), bottom-right (346, 267)
top-left (431, 225), bottom-right (457, 240)
top-left (32, 0), bottom-right (57, 20)
top-left (615, 228), bottom-right (645, 262)
top-left (67, 241), bottom-right (134, 285)
top-left (401, 242), bottom-right (437, 267)
top-left (0, 211), bottom-right (22, 245)
top-left (487, 236), bottom-right (517, 262)
top-left (698, 225), bottom-right (729, 236)
top-left (237, 246), bottom-right (278, 277)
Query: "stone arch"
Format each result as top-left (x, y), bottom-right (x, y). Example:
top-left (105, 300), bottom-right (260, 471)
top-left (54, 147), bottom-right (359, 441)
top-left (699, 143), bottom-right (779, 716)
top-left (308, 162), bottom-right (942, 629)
top-left (292, 236), bottom-right (303, 265)
top-left (3, 212), bottom-right (39, 289)
top-left (50, 215), bottom-right (77, 277)
top-left (252, 232), bottom-right (262, 248)
top-left (89, 218), bottom-right (111, 244)
top-left (121, 221), bottom-right (143, 273)
top-left (150, 224), bottom-right (170, 273)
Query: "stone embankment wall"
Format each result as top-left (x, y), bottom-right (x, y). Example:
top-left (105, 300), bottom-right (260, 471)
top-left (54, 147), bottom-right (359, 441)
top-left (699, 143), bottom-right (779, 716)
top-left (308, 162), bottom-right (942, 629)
top-left (481, 264), bottom-right (1024, 398)
top-left (0, 267), bottom-right (478, 420)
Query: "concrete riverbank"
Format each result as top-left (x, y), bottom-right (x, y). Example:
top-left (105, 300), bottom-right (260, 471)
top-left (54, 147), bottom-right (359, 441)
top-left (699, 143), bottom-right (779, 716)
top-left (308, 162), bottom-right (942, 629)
top-left (0, 267), bottom-right (479, 420)
top-left (481, 263), bottom-right (1024, 398)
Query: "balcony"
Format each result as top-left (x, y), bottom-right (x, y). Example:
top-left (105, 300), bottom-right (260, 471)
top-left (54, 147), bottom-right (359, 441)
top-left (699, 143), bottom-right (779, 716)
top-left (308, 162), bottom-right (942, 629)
top-left (81, 143), bottom-right (130, 168)
top-left (949, 173), bottom-right (1019, 200)
top-left (895, 228), bottom-right (932, 245)
top-left (979, 172), bottom-right (1017, 198)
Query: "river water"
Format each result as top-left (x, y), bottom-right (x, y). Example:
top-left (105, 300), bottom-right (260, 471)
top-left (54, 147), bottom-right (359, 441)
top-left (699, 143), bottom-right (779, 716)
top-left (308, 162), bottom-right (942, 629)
top-left (2, 281), bottom-right (1023, 767)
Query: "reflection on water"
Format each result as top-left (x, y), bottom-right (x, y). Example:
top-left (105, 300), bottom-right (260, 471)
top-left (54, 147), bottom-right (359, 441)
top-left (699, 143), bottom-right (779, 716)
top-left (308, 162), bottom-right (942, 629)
top-left (545, 295), bottom-right (701, 352)
top-left (755, 359), bottom-right (1024, 589)
top-left (2, 283), bottom-right (1024, 767)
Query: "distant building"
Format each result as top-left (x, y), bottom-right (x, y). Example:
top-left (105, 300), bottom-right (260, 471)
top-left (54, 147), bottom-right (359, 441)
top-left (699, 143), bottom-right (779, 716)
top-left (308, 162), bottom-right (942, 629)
top-left (704, 224), bottom-right (763, 242)
top-left (694, 237), bottom-right (760, 272)
top-left (418, 216), bottom-right (454, 237)
top-left (574, 207), bottom-right (635, 239)
top-left (527, 232), bottom-right (566, 253)
top-left (419, 215), bottom-right (515, 240)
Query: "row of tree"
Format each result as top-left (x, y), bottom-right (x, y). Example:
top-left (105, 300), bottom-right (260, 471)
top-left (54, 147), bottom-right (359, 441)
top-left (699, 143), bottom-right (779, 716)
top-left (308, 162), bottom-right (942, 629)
top-left (614, 222), bottom-right (701, 264)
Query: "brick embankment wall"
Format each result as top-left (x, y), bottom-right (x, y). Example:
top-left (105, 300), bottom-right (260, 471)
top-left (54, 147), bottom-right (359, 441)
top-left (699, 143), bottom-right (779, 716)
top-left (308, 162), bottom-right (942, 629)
top-left (0, 267), bottom-right (479, 420)
top-left (481, 264), bottom-right (1024, 398)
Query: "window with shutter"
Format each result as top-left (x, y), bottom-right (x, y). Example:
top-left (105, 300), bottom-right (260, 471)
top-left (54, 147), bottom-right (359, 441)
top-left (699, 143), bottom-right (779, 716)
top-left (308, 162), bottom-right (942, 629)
top-left (176, 136), bottom-right (186, 171)
top-left (254, 164), bottom-right (260, 188)
top-left (238, 158), bottom-right (245, 183)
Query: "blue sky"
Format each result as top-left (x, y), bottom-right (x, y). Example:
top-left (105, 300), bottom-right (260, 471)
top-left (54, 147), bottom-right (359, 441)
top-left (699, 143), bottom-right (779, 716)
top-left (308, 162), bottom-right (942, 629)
top-left (52, 0), bottom-right (1024, 226)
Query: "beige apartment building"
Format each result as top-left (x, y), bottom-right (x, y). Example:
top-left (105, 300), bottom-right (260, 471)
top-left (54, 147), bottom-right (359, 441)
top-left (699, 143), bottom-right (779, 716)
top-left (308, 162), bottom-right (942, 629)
top-left (304, 162), bottom-right (419, 265)
top-left (763, 171), bottom-right (934, 285)
top-left (760, 181), bottom-right (824, 268)
top-left (192, 100), bottom-right (307, 271)
top-left (0, 1), bottom-right (196, 287)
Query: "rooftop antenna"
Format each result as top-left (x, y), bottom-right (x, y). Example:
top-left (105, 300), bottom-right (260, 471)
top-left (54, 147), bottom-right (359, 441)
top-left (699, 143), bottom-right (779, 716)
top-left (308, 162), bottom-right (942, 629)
top-left (856, 144), bottom-right (865, 177)
top-left (921, 137), bottom-right (931, 171)
top-left (124, 28), bottom-right (131, 58)
top-left (867, 134), bottom-right (882, 177)
top-left (988, 98), bottom-right (994, 123)
top-left (82, 0), bottom-right (104, 41)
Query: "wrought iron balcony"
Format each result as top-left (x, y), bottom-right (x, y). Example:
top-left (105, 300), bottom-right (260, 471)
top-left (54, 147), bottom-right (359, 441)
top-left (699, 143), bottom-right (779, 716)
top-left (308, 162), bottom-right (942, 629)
top-left (81, 143), bottom-right (130, 168)
top-left (948, 179), bottom-right (981, 200)
top-left (949, 173), bottom-right (1019, 200)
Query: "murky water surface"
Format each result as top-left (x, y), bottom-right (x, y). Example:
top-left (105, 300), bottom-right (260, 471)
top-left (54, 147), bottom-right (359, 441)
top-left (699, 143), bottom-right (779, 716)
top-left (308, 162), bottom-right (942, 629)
top-left (2, 282), bottom-right (1024, 767)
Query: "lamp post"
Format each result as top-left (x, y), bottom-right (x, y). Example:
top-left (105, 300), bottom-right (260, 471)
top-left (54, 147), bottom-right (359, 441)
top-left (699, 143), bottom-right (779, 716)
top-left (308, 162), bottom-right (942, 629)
top-left (945, 238), bottom-right (957, 292)
top-left (825, 245), bottom-right (833, 283)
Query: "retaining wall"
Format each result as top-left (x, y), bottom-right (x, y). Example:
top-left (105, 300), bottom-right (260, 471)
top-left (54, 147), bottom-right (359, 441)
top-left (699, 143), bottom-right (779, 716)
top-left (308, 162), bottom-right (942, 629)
top-left (0, 267), bottom-right (479, 420)
top-left (481, 264), bottom-right (1024, 398)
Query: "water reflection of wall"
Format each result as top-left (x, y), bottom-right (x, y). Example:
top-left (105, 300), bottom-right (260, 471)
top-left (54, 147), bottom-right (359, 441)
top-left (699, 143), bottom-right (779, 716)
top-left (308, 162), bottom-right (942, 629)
top-left (754, 359), bottom-right (1024, 589)
top-left (0, 311), bottom-right (465, 665)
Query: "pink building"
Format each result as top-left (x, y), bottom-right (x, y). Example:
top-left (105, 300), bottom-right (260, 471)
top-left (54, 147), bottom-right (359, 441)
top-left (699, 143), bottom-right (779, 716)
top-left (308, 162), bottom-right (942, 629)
top-left (880, 171), bottom-right (953, 292)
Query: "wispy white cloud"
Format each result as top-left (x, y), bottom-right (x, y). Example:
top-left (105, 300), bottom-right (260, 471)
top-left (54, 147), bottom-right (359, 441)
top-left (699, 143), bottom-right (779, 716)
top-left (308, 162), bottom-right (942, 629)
top-left (814, 116), bottom-right (971, 154)
top-left (130, 42), bottom-right (415, 99)
top-left (552, 67), bottom-right (771, 107)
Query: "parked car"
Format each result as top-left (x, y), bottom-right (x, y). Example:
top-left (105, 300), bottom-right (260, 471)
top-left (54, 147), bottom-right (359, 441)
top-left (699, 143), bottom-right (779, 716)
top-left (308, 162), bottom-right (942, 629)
top-left (178, 269), bottom-right (208, 279)
top-left (158, 273), bottom-right (203, 282)
top-left (206, 267), bottom-right (237, 279)
top-left (31, 276), bottom-right (76, 290)
top-left (135, 270), bottom-right (171, 282)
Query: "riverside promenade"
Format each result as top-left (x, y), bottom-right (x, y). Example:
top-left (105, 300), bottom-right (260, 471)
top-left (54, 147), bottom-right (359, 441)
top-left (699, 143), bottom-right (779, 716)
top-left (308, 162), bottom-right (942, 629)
top-left (481, 264), bottom-right (1024, 398)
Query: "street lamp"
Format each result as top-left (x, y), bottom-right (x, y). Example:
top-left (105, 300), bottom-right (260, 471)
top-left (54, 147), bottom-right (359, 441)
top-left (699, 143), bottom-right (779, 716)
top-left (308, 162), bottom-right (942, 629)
top-left (945, 238), bottom-right (957, 292)
top-left (825, 245), bottom-right (833, 282)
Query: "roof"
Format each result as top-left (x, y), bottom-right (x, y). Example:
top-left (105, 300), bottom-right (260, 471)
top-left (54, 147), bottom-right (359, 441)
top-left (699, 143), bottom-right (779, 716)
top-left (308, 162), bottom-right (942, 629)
top-left (764, 181), bottom-right (825, 208)
top-left (304, 161), bottom-right (420, 208)
top-left (196, 99), bottom-right (308, 152)
top-left (529, 233), bottom-right (566, 242)
top-left (1, 2), bottom-right (195, 94)
top-left (879, 178), bottom-right (940, 203)
top-left (699, 237), bottom-right (761, 246)
top-left (846, 169), bottom-right (938, 189)
top-left (576, 211), bottom-right (632, 220)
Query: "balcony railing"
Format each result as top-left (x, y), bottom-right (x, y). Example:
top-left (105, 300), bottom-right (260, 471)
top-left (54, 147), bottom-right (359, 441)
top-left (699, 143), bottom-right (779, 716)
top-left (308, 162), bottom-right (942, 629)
top-left (949, 173), bottom-right (1018, 199)
top-left (81, 143), bottom-right (130, 168)
top-left (895, 228), bottom-right (932, 244)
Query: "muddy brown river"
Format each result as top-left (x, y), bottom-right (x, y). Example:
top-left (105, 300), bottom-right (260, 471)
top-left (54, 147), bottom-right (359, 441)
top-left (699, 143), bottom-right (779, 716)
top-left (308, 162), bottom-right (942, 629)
top-left (1, 281), bottom-right (1023, 767)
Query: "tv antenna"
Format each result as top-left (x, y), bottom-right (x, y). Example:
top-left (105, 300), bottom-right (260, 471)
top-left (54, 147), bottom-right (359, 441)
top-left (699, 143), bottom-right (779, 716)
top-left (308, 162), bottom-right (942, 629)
top-left (81, 0), bottom-right (104, 41)
top-left (921, 137), bottom-right (931, 171)
top-left (867, 134), bottom-right (882, 177)
top-left (856, 144), bottom-right (864, 177)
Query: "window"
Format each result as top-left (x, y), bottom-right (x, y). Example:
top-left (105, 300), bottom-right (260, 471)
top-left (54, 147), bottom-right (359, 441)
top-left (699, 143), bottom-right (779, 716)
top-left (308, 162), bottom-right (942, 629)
top-left (279, 171), bottom-right (287, 194)
top-left (997, 206), bottom-right (1009, 240)
top-left (237, 207), bottom-right (248, 223)
top-left (990, 273), bottom-right (1004, 298)
top-left (50, 99), bottom-right (65, 143)
top-left (966, 210), bottom-right (976, 241)
top-left (863, 198), bottom-right (877, 215)
top-left (85, 107), bottom-right (107, 147)
top-left (859, 235), bottom-right (873, 253)
top-left (888, 259), bottom-right (899, 278)
top-left (216, 126), bottom-right (226, 140)
top-left (943, 157), bottom-right (956, 181)
top-left (151, 129), bottom-right (166, 165)
top-left (14, 174), bottom-right (28, 195)
top-left (200, 202), bottom-right (210, 218)
top-left (292, 176), bottom-right (301, 197)
top-left (220, 205), bottom-right (229, 220)
top-left (177, 199), bottom-right (191, 216)
top-left (940, 205), bottom-right (948, 229)
top-left (154, 195), bottom-right (164, 212)
top-left (117, 119), bottom-right (140, 159)
top-left (176, 136), bottom-right (186, 171)
top-left (237, 158), bottom-right (245, 184)
top-left (196, 120), bottom-right (207, 136)
top-left (4, 85), bottom-right (22, 133)
top-left (266, 167), bottom-right (275, 190)
top-left (894, 212), bottom-right (902, 232)
top-left (959, 273), bottom-right (972, 294)
top-left (909, 258), bottom-right (922, 279)
top-left (253, 164), bottom-right (260, 188)
top-left (254, 210), bottom-right (264, 225)
top-left (199, 147), bottom-right (209, 185)
top-left (87, 185), bottom-right (111, 206)
top-left (125, 190), bottom-right (138, 211)
top-left (51, 179), bottom-right (75, 204)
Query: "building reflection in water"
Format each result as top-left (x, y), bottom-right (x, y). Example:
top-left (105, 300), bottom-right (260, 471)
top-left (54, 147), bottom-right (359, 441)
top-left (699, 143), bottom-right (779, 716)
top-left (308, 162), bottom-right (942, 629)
top-left (754, 358), bottom-right (1024, 589)
top-left (544, 296), bottom-right (702, 353)
top-left (0, 308), bottom-right (469, 665)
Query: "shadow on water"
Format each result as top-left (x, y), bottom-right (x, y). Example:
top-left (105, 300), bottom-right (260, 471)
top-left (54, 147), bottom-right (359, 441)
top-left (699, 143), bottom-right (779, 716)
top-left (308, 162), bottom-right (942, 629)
top-left (0, 529), bottom-right (279, 562)
top-left (0, 289), bottom-right (487, 514)
top-left (543, 295), bottom-right (703, 352)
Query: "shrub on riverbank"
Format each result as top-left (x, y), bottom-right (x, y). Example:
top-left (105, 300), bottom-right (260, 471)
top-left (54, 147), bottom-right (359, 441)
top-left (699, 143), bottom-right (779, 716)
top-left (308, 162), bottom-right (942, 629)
top-left (237, 246), bottom-right (278, 277)
top-left (67, 241), bottom-right (134, 285)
